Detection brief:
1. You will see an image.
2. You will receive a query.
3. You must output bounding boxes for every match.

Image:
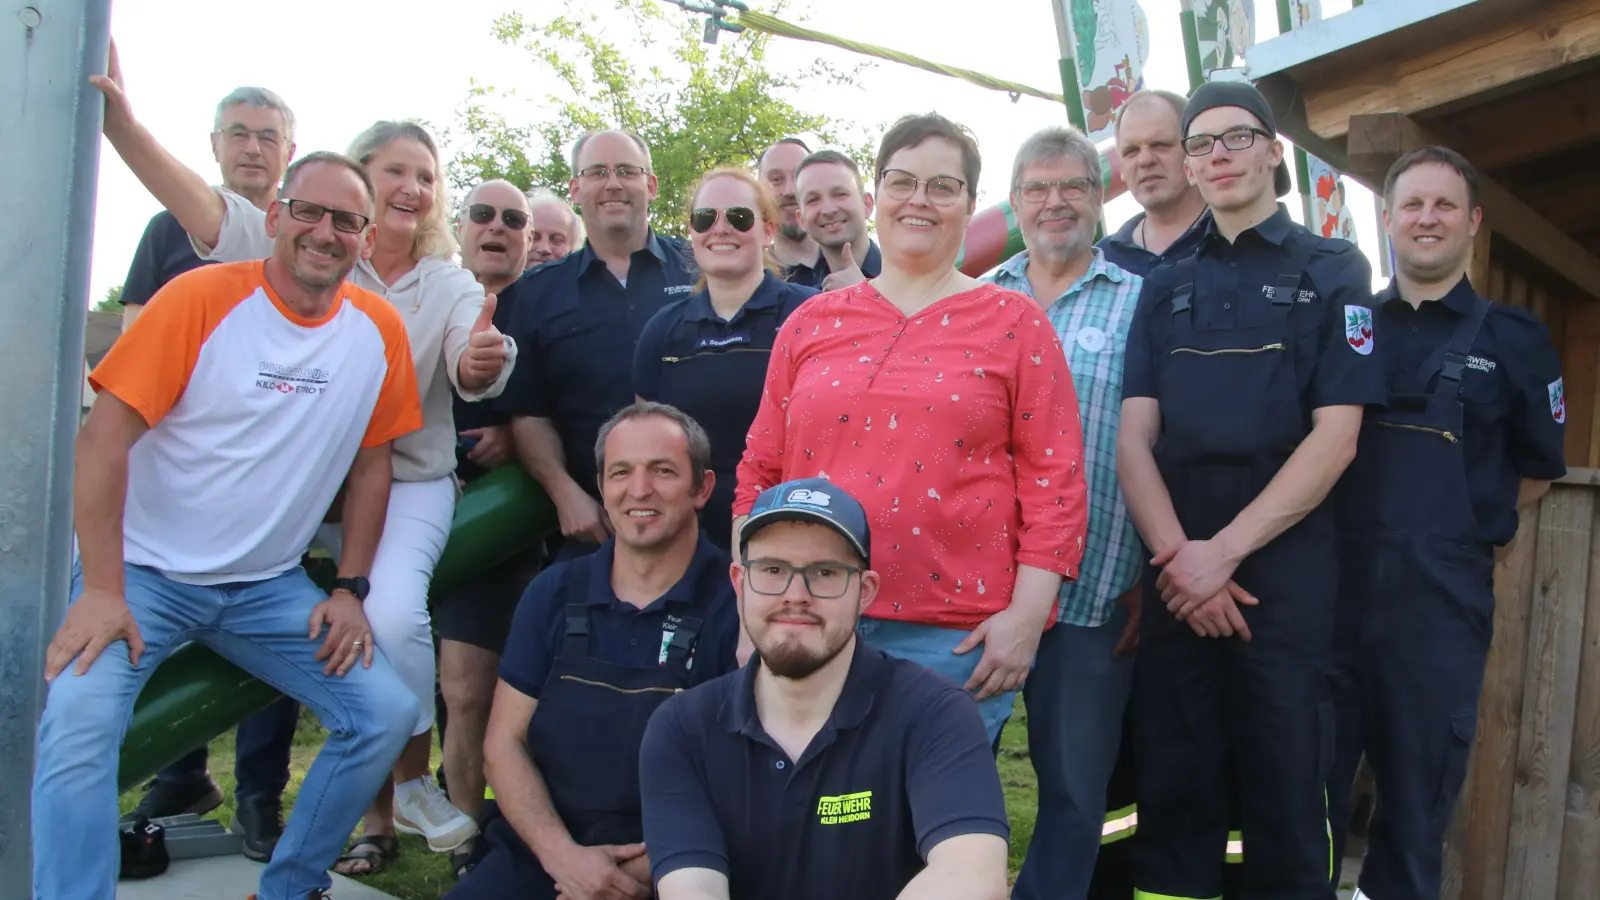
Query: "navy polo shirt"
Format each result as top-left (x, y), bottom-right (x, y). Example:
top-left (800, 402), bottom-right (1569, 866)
top-left (496, 232), bottom-right (698, 497)
top-left (498, 535), bottom-right (739, 699)
top-left (1124, 206), bottom-right (1385, 413)
top-left (639, 644), bottom-right (1009, 900)
top-left (122, 210), bottom-right (211, 306)
top-left (1097, 210), bottom-right (1208, 278)
top-left (786, 239), bottom-right (882, 289)
top-left (1371, 276), bottom-right (1566, 544)
top-left (632, 272), bottom-right (818, 552)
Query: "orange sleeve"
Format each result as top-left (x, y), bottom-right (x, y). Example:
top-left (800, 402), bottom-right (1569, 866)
top-left (351, 290), bottom-right (424, 448)
top-left (88, 263), bottom-right (255, 426)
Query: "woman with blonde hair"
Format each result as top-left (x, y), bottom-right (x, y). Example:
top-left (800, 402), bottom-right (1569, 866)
top-left (632, 167), bottom-right (817, 551)
top-left (92, 51), bottom-right (513, 875)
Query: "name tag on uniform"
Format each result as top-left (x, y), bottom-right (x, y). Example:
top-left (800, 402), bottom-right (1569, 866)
top-left (697, 334), bottom-right (751, 350)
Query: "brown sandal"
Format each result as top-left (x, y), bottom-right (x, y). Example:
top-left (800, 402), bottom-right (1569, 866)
top-left (333, 834), bottom-right (399, 877)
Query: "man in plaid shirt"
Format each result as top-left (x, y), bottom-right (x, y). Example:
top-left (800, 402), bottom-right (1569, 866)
top-left (985, 126), bottom-right (1144, 900)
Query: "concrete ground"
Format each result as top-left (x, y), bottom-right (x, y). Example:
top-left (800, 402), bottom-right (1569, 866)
top-left (117, 856), bottom-right (397, 900)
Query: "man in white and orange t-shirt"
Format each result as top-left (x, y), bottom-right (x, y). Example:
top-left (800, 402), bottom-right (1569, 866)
top-left (32, 152), bottom-right (423, 900)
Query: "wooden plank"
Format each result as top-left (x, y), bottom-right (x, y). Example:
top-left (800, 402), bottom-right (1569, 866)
top-left (1341, 113), bottom-right (1600, 302)
top-left (1455, 501), bottom-right (1542, 900)
top-left (1558, 294), bottom-right (1600, 469)
top-left (1469, 227), bottom-right (1494, 293)
top-left (1302, 0), bottom-right (1600, 142)
top-left (1504, 487), bottom-right (1595, 899)
top-left (1555, 513), bottom-right (1600, 898)
top-left (1432, 67), bottom-right (1600, 171)
top-left (1490, 265), bottom-right (1507, 305)
top-left (1556, 467), bottom-right (1600, 487)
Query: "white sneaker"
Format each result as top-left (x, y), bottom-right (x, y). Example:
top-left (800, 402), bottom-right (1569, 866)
top-left (393, 775), bottom-right (479, 852)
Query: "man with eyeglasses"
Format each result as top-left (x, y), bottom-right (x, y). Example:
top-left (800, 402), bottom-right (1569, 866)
top-left (119, 86), bottom-right (297, 334)
top-left (756, 138), bottom-right (821, 277)
top-left (447, 401), bottom-right (738, 900)
top-left (639, 476), bottom-right (1011, 900)
top-left (983, 126), bottom-right (1144, 900)
top-left (114, 84), bottom-right (305, 864)
top-left (497, 130), bottom-right (696, 563)
top-left (34, 151), bottom-right (426, 900)
top-left (1117, 80), bottom-right (1383, 900)
top-left (791, 150), bottom-right (881, 291)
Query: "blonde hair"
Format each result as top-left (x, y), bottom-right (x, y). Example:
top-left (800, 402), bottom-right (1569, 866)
top-left (347, 120), bottom-right (458, 260)
top-left (685, 167), bottom-right (786, 291)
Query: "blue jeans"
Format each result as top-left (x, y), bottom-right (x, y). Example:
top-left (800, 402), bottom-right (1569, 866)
top-left (1012, 603), bottom-right (1134, 900)
top-left (159, 696), bottom-right (300, 804)
top-left (32, 564), bottom-right (417, 900)
top-left (857, 618), bottom-right (1016, 743)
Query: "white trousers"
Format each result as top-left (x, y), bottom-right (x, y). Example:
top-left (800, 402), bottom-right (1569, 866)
top-left (315, 475), bottom-right (456, 736)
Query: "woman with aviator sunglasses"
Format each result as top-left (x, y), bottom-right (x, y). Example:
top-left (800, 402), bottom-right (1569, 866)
top-left (734, 114), bottom-right (1089, 744)
top-left (91, 44), bottom-right (514, 876)
top-left (632, 168), bottom-right (817, 552)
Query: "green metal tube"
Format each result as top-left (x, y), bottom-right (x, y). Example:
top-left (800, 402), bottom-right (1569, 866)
top-left (117, 466), bottom-right (556, 791)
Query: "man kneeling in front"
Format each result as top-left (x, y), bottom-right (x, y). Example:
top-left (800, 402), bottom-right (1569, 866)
top-left (639, 478), bottom-right (1011, 900)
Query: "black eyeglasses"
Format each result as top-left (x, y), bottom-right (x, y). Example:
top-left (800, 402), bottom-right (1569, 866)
top-left (1183, 127), bottom-right (1272, 157)
top-left (1018, 178), bottom-right (1097, 203)
top-left (467, 203), bottom-right (529, 230)
top-left (690, 206), bottom-right (756, 233)
top-left (278, 198), bottom-right (369, 235)
top-left (878, 169), bottom-right (967, 206)
top-left (741, 559), bottom-right (861, 598)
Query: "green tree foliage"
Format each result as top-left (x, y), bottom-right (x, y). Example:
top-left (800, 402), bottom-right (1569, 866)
top-left (444, 0), bottom-right (874, 237)
top-left (93, 284), bottom-right (123, 313)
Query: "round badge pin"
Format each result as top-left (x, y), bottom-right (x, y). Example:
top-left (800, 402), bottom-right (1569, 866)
top-left (1076, 326), bottom-right (1107, 353)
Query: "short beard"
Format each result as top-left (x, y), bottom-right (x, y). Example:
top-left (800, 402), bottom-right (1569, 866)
top-left (758, 629), bottom-right (853, 680)
top-left (779, 221), bottom-right (807, 241)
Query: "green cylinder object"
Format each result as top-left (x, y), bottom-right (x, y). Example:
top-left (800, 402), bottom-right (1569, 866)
top-left (117, 465), bottom-right (556, 791)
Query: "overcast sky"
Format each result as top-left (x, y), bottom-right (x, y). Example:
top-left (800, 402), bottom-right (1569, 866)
top-left (86, 0), bottom-right (1375, 305)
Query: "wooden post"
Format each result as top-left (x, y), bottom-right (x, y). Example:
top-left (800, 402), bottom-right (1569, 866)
top-left (1503, 487), bottom-right (1595, 900)
top-left (1469, 227), bottom-right (1493, 295)
top-left (1556, 503), bottom-right (1600, 898)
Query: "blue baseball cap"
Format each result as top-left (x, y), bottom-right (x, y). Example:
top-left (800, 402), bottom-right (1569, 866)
top-left (739, 477), bottom-right (871, 565)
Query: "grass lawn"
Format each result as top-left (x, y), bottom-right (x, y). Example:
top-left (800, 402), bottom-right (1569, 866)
top-left (119, 701), bottom-right (1042, 900)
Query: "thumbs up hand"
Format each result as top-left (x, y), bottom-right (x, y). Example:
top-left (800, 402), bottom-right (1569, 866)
top-left (821, 241), bottom-right (867, 292)
top-left (459, 293), bottom-right (508, 390)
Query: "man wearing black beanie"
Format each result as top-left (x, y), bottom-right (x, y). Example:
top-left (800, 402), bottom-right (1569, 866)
top-left (1116, 79), bottom-right (1385, 900)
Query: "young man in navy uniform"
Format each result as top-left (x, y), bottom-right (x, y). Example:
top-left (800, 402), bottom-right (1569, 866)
top-left (496, 130), bottom-right (697, 561)
top-left (447, 402), bottom-right (739, 900)
top-left (639, 477), bottom-right (1010, 900)
top-left (1117, 80), bottom-right (1386, 900)
top-left (1327, 146), bottom-right (1566, 900)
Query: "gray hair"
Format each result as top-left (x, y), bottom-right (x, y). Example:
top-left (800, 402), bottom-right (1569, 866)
top-left (1010, 126), bottom-right (1103, 199)
top-left (527, 186), bottom-right (586, 246)
top-left (213, 87), bottom-right (296, 140)
top-left (570, 129), bottom-right (653, 175)
top-left (593, 401), bottom-right (712, 490)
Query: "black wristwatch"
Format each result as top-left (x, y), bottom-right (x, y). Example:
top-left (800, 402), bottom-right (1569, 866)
top-left (333, 576), bottom-right (370, 601)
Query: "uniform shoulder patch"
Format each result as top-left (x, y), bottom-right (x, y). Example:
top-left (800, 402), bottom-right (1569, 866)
top-left (1344, 305), bottom-right (1374, 355)
top-left (1550, 378), bottom-right (1567, 423)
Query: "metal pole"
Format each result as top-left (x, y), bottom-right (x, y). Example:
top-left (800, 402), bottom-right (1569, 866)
top-left (0, 0), bottom-right (113, 886)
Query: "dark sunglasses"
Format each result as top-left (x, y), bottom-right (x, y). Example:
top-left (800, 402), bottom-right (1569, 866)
top-left (467, 203), bottom-right (529, 230)
top-left (280, 198), bottom-right (370, 235)
top-left (690, 206), bottom-right (756, 233)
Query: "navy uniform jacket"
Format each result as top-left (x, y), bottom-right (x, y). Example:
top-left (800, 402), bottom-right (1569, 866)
top-left (122, 210), bottom-right (210, 306)
top-left (1097, 210), bottom-right (1208, 278)
top-left (785, 240), bottom-right (882, 289)
top-left (495, 232), bottom-right (697, 498)
top-left (1369, 275), bottom-right (1566, 544)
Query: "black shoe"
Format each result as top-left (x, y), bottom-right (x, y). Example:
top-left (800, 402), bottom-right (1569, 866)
top-left (232, 799), bottom-right (285, 862)
top-left (121, 777), bottom-right (224, 823)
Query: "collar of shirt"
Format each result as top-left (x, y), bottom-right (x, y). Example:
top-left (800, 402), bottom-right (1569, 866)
top-left (573, 230), bottom-right (672, 272)
top-left (717, 642), bottom-right (889, 738)
top-left (989, 246), bottom-right (1129, 307)
top-left (682, 271), bottom-right (789, 324)
top-left (580, 534), bottom-right (727, 611)
top-left (1376, 273), bottom-right (1478, 316)
top-left (1198, 203), bottom-right (1295, 257)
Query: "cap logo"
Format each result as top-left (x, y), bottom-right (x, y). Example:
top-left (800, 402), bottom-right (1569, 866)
top-left (788, 488), bottom-right (831, 507)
